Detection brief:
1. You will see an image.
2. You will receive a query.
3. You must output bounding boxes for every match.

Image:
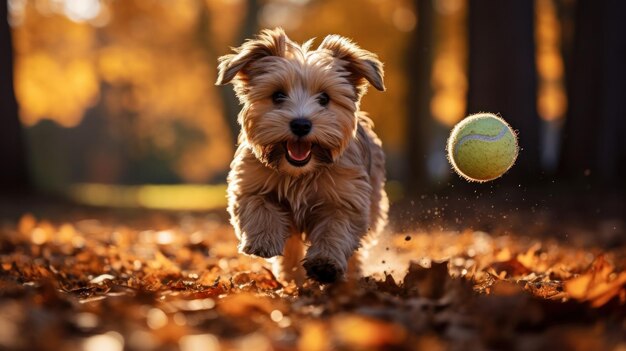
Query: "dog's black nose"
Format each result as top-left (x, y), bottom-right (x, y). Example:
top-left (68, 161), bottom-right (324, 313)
top-left (290, 118), bottom-right (312, 136)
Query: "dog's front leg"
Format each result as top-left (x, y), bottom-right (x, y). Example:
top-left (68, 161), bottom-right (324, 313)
top-left (303, 206), bottom-right (368, 283)
top-left (230, 194), bottom-right (291, 258)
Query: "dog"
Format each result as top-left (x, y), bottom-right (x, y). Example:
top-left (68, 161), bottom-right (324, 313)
top-left (216, 28), bottom-right (388, 284)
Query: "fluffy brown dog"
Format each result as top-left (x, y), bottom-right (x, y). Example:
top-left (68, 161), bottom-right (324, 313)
top-left (216, 28), bottom-right (388, 284)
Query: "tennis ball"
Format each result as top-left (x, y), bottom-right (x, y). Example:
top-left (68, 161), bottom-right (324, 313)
top-left (447, 113), bottom-right (519, 182)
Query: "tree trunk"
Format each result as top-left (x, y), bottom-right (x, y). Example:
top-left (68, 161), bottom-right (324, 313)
top-left (467, 0), bottom-right (540, 182)
top-left (405, 0), bottom-right (438, 194)
top-left (559, 0), bottom-right (626, 186)
top-left (0, 2), bottom-right (29, 191)
top-left (198, 0), bottom-right (259, 147)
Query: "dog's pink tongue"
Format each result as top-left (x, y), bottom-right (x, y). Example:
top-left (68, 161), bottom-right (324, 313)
top-left (287, 140), bottom-right (312, 161)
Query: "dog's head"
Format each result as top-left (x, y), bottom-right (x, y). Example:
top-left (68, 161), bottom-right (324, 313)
top-left (216, 28), bottom-right (384, 176)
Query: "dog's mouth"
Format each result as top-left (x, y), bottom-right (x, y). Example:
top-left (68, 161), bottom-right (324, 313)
top-left (285, 140), bottom-right (312, 167)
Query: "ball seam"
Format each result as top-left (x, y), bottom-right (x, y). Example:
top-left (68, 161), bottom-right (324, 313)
top-left (453, 126), bottom-right (509, 158)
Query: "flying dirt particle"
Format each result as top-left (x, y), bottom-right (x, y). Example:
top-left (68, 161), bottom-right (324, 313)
top-left (404, 236), bottom-right (411, 241)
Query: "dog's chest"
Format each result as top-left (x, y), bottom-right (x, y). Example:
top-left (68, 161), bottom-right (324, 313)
top-left (273, 174), bottom-right (328, 230)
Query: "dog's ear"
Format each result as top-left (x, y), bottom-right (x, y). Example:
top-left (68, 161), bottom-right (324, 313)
top-left (318, 35), bottom-right (385, 93)
top-left (216, 28), bottom-right (288, 85)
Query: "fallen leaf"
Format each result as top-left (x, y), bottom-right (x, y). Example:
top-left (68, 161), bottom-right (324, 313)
top-left (564, 255), bottom-right (626, 307)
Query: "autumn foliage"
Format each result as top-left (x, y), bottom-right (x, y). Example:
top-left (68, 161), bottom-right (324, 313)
top-left (0, 209), bottom-right (624, 350)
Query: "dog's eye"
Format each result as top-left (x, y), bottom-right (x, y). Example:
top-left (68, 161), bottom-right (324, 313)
top-left (317, 92), bottom-right (330, 106)
top-left (272, 91), bottom-right (288, 104)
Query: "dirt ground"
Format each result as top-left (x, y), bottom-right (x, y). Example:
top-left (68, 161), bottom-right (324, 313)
top-left (0, 185), bottom-right (625, 351)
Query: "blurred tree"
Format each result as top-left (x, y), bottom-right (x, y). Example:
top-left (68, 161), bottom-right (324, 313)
top-left (0, 1), bottom-right (28, 191)
top-left (406, 0), bottom-right (437, 193)
top-left (467, 0), bottom-right (541, 181)
top-left (555, 0), bottom-right (577, 88)
top-left (11, 0), bottom-right (236, 187)
top-left (559, 0), bottom-right (626, 186)
top-left (208, 0), bottom-right (259, 145)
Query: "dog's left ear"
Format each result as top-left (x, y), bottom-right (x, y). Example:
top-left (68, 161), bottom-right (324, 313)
top-left (318, 35), bottom-right (385, 94)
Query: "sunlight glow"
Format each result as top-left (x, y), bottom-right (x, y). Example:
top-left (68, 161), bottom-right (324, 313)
top-left (68, 184), bottom-right (228, 210)
top-left (260, 2), bottom-right (303, 30)
top-left (63, 0), bottom-right (101, 23)
top-left (179, 334), bottom-right (220, 351)
top-left (8, 0), bottom-right (27, 26)
top-left (82, 332), bottom-right (124, 351)
top-left (429, 0), bottom-right (468, 127)
top-left (535, 0), bottom-right (567, 121)
top-left (392, 7), bottom-right (416, 32)
top-left (146, 308), bottom-right (168, 330)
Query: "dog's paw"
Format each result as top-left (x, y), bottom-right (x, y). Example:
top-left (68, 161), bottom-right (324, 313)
top-left (240, 239), bottom-right (283, 258)
top-left (303, 257), bottom-right (344, 284)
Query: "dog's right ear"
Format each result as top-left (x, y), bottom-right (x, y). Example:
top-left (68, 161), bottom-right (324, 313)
top-left (216, 28), bottom-right (288, 85)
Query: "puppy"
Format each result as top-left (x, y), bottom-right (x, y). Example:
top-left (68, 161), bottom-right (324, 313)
top-left (216, 28), bottom-right (388, 284)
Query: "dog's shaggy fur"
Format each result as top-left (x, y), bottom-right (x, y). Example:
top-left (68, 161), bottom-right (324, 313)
top-left (216, 28), bottom-right (388, 284)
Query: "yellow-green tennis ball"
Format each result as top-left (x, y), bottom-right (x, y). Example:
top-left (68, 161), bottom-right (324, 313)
top-left (447, 113), bottom-right (519, 182)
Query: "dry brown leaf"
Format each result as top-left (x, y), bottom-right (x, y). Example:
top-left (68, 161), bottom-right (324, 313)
top-left (332, 314), bottom-right (407, 348)
top-left (488, 258), bottom-right (532, 278)
top-left (402, 260), bottom-right (450, 298)
top-left (564, 255), bottom-right (626, 307)
top-left (217, 293), bottom-right (277, 317)
top-left (231, 269), bottom-right (282, 291)
top-left (298, 321), bottom-right (331, 351)
top-left (490, 280), bottom-right (524, 296)
top-left (516, 243), bottom-right (542, 271)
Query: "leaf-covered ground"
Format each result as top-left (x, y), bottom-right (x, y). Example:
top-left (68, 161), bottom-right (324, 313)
top-left (0, 192), bottom-right (625, 351)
